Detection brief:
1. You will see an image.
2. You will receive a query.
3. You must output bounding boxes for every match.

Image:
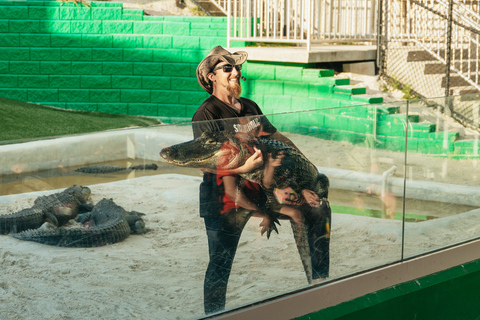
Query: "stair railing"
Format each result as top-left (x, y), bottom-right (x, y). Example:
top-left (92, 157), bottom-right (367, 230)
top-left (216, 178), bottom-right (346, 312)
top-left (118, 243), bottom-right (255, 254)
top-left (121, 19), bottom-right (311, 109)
top-left (448, 0), bottom-right (480, 28)
top-left (226, 0), bottom-right (378, 49)
top-left (383, 0), bottom-right (480, 94)
top-left (209, 0), bottom-right (229, 14)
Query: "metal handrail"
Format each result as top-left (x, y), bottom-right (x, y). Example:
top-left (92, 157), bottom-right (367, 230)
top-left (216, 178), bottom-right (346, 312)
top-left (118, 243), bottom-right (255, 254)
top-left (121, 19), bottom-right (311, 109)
top-left (210, 0), bottom-right (228, 14)
top-left (226, 0), bottom-right (379, 49)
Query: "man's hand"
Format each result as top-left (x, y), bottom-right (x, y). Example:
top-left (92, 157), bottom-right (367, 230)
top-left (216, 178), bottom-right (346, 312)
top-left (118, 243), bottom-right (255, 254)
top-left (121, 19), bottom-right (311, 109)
top-left (266, 151), bottom-right (285, 168)
top-left (201, 147), bottom-right (263, 175)
top-left (236, 147), bottom-right (263, 174)
top-left (259, 216), bottom-right (271, 236)
top-left (302, 189), bottom-right (320, 207)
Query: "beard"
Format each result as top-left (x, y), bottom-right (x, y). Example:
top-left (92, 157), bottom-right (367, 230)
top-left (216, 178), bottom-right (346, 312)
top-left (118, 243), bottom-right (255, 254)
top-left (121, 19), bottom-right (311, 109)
top-left (227, 80), bottom-right (242, 98)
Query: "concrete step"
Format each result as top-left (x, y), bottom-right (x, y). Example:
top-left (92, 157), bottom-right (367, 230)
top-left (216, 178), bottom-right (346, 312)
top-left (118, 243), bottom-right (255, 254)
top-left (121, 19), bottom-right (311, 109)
top-left (441, 76), bottom-right (478, 88)
top-left (425, 61), bottom-right (480, 74)
top-left (407, 51), bottom-right (437, 62)
top-left (408, 49), bottom-right (479, 63)
top-left (437, 48), bottom-right (478, 60)
top-left (458, 88), bottom-right (480, 95)
top-left (190, 0), bottom-right (225, 16)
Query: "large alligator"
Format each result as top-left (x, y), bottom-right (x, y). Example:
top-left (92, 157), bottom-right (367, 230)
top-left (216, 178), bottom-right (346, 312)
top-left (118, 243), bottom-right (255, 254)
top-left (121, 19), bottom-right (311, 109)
top-left (160, 131), bottom-right (329, 232)
top-left (12, 198), bottom-right (147, 247)
top-left (160, 131), bottom-right (330, 283)
top-left (75, 163), bottom-right (158, 174)
top-left (0, 185), bottom-right (91, 235)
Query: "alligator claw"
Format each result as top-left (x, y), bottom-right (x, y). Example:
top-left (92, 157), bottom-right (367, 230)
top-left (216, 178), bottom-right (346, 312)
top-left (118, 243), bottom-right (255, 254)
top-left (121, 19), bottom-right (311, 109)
top-left (266, 217), bottom-right (281, 239)
top-left (45, 212), bottom-right (59, 227)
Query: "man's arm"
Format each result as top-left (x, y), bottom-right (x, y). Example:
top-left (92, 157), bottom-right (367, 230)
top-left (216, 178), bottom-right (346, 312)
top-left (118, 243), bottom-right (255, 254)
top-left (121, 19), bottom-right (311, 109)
top-left (202, 147), bottom-right (263, 175)
top-left (222, 176), bottom-right (260, 212)
top-left (262, 151), bottom-right (284, 189)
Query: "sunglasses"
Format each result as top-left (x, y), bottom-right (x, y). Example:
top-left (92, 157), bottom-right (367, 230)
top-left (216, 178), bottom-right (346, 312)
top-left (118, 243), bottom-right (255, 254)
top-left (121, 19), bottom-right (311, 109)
top-left (213, 64), bottom-right (242, 73)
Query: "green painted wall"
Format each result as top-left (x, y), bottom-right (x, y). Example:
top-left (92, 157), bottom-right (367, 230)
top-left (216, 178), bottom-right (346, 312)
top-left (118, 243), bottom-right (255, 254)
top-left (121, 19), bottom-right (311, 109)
top-left (295, 259), bottom-right (480, 320)
top-left (0, 0), bottom-right (478, 158)
top-left (0, 0), bottom-right (229, 119)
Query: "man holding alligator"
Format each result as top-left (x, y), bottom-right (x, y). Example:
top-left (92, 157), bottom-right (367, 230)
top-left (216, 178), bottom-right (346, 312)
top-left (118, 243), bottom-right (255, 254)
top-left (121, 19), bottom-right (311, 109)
top-left (192, 46), bottom-right (331, 314)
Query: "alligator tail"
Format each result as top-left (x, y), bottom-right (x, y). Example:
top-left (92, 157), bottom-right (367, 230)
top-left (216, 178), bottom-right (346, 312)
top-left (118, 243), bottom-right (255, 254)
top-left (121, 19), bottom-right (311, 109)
top-left (0, 208), bottom-right (45, 235)
top-left (291, 221), bottom-right (313, 284)
top-left (12, 219), bottom-right (131, 247)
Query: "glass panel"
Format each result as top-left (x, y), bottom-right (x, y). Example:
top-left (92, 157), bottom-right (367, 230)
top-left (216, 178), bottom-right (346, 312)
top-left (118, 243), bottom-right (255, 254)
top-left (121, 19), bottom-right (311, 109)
top-left (0, 123), bottom-right (209, 319)
top-left (4, 94), bottom-right (480, 318)
top-left (163, 115), bottom-right (329, 313)
top-left (403, 95), bottom-right (480, 258)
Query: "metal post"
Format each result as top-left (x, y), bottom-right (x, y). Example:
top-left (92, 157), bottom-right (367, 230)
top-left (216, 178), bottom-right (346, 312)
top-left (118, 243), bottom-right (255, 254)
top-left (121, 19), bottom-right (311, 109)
top-left (376, 0), bottom-right (384, 74)
top-left (445, 0), bottom-right (454, 97)
top-left (307, 0), bottom-right (311, 51)
top-left (227, 0), bottom-right (231, 48)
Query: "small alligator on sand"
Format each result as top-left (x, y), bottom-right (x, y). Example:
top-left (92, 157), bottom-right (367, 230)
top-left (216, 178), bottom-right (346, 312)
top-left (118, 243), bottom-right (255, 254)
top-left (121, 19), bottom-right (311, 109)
top-left (75, 163), bottom-right (158, 174)
top-left (0, 186), bottom-right (91, 235)
top-left (12, 198), bottom-right (147, 247)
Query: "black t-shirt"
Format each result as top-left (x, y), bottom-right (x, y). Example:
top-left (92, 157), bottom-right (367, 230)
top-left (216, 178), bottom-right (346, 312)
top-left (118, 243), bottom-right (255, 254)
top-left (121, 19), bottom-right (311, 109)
top-left (192, 95), bottom-right (276, 138)
top-left (191, 95), bottom-right (276, 218)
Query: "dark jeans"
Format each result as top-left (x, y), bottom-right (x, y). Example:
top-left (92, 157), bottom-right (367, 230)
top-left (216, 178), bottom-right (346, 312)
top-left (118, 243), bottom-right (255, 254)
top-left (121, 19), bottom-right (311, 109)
top-left (203, 211), bottom-right (247, 314)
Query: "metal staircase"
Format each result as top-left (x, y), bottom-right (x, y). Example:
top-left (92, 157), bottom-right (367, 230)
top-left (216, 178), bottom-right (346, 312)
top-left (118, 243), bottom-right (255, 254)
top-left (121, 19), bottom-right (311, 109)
top-left (380, 0), bottom-right (480, 131)
top-left (380, 0), bottom-right (480, 98)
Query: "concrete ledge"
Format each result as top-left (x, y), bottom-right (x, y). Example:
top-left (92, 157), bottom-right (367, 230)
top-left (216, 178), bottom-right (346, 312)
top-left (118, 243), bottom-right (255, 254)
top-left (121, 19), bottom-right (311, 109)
top-left (342, 61), bottom-right (376, 75)
top-left (0, 128), bottom-right (192, 175)
top-left (319, 166), bottom-right (480, 207)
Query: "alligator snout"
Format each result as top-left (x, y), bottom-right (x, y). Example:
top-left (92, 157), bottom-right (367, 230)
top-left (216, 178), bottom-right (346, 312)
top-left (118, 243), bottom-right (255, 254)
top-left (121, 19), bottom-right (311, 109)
top-left (159, 147), bottom-right (176, 161)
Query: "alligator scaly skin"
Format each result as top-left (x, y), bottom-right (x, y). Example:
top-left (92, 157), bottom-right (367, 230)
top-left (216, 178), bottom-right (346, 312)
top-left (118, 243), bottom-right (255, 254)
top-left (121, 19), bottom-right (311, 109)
top-left (12, 198), bottom-right (147, 247)
top-left (0, 186), bottom-right (91, 235)
top-left (75, 163), bottom-right (158, 174)
top-left (75, 165), bottom-right (126, 174)
top-left (241, 137), bottom-right (328, 197)
top-left (12, 218), bottom-right (132, 247)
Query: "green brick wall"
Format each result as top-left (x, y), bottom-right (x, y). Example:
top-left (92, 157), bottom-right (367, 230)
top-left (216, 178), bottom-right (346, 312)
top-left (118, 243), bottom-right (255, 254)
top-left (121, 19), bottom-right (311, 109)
top-left (0, 0), bottom-right (474, 158)
top-left (0, 0), bottom-right (232, 119)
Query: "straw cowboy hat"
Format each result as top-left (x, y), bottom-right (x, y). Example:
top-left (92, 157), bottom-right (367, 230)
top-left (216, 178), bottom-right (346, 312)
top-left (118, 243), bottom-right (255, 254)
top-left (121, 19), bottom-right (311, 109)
top-left (196, 46), bottom-right (248, 94)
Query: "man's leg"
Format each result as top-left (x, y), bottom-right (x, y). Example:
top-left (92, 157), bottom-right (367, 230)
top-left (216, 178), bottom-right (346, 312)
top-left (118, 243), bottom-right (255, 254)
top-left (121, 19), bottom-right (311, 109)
top-left (203, 214), bottom-right (244, 314)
